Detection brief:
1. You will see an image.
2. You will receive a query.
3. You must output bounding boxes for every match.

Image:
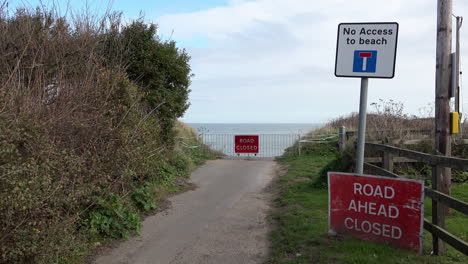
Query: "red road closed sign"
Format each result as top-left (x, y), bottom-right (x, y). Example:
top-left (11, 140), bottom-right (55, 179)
top-left (234, 135), bottom-right (259, 154)
top-left (328, 172), bottom-right (424, 252)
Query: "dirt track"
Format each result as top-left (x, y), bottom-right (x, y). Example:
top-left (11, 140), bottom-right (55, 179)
top-left (94, 159), bottom-right (277, 264)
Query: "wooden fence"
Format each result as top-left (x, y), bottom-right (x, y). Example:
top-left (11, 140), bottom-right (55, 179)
top-left (300, 127), bottom-right (438, 154)
top-left (364, 143), bottom-right (468, 256)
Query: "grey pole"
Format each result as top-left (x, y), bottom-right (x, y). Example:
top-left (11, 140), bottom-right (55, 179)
top-left (356, 77), bottom-right (369, 174)
top-left (297, 134), bottom-right (301, 156)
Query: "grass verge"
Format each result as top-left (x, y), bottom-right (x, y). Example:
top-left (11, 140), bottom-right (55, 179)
top-left (268, 152), bottom-right (468, 264)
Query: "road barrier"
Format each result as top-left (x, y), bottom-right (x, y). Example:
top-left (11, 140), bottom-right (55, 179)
top-left (198, 134), bottom-right (299, 158)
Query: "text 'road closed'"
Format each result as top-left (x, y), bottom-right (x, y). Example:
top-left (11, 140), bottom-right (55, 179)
top-left (234, 135), bottom-right (259, 154)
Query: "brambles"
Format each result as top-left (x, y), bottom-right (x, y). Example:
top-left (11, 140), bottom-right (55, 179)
top-left (0, 3), bottom-right (201, 263)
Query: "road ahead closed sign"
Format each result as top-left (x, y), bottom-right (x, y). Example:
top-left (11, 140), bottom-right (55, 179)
top-left (328, 172), bottom-right (424, 252)
top-left (335, 22), bottom-right (398, 78)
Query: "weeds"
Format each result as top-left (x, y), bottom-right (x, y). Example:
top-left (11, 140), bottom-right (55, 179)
top-left (85, 195), bottom-right (141, 239)
top-left (131, 185), bottom-right (157, 212)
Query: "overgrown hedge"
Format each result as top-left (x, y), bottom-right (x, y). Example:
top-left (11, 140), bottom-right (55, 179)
top-left (0, 6), bottom-right (200, 263)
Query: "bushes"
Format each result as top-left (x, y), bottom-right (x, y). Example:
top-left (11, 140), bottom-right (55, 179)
top-left (86, 195), bottom-right (141, 239)
top-left (131, 185), bottom-right (157, 212)
top-left (0, 5), bottom-right (197, 264)
top-left (169, 152), bottom-right (193, 178)
top-left (102, 20), bottom-right (192, 144)
top-left (0, 118), bottom-right (91, 263)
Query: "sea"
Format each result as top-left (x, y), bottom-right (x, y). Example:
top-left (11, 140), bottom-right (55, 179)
top-left (188, 123), bottom-right (321, 136)
top-left (188, 123), bottom-right (322, 157)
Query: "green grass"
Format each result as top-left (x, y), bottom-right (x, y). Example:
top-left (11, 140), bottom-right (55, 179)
top-left (268, 153), bottom-right (468, 264)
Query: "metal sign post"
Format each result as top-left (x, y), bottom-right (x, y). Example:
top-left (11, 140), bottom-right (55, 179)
top-left (335, 22), bottom-right (399, 174)
top-left (356, 78), bottom-right (368, 174)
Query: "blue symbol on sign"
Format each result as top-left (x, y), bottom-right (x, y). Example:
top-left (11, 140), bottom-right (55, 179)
top-left (353, 50), bottom-right (377, 73)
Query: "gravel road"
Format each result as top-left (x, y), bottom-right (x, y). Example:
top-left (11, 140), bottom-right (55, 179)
top-left (93, 159), bottom-right (277, 264)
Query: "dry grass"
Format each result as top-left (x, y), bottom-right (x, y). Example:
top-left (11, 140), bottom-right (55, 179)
top-left (310, 100), bottom-right (435, 142)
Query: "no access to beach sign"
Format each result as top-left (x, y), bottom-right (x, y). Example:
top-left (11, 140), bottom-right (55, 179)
top-left (335, 22), bottom-right (399, 78)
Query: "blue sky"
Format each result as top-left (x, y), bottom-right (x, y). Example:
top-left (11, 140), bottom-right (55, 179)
top-left (11, 0), bottom-right (230, 18)
top-left (8, 0), bottom-right (468, 123)
top-left (10, 0), bottom-right (224, 46)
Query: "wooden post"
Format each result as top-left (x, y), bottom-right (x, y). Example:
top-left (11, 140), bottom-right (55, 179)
top-left (382, 151), bottom-right (394, 172)
top-left (454, 16), bottom-right (462, 112)
top-left (435, 0), bottom-right (452, 217)
top-left (432, 165), bottom-right (446, 255)
top-left (339, 126), bottom-right (346, 152)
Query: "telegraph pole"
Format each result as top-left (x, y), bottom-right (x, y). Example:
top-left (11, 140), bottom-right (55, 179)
top-left (435, 0), bottom-right (452, 199)
top-left (433, 0), bottom-right (452, 255)
top-left (454, 16), bottom-right (462, 113)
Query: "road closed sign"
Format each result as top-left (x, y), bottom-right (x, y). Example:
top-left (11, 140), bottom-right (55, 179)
top-left (335, 22), bottom-right (398, 78)
top-left (328, 172), bottom-right (424, 252)
top-left (234, 135), bottom-right (259, 154)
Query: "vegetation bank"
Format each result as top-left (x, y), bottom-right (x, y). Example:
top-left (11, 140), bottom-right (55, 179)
top-left (0, 4), bottom-right (213, 263)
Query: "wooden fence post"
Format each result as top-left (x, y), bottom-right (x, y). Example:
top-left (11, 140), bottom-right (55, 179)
top-left (432, 165), bottom-right (446, 255)
top-left (382, 151), bottom-right (394, 172)
top-left (339, 126), bottom-right (346, 152)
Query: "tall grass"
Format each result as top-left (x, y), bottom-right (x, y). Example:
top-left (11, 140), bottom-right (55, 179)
top-left (309, 99), bottom-right (434, 142)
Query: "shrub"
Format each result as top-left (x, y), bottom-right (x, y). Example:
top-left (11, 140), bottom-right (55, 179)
top-left (0, 4), bottom-right (202, 262)
top-left (157, 163), bottom-right (177, 186)
top-left (169, 152), bottom-right (193, 178)
top-left (0, 117), bottom-right (88, 263)
top-left (85, 195), bottom-right (141, 239)
top-left (452, 171), bottom-right (468, 183)
top-left (131, 185), bottom-right (157, 212)
top-left (101, 20), bottom-right (193, 144)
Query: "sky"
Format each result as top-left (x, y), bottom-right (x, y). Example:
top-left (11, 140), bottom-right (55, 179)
top-left (8, 0), bottom-right (468, 123)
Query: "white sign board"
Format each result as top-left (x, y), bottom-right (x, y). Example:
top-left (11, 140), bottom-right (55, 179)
top-left (335, 22), bottom-right (399, 78)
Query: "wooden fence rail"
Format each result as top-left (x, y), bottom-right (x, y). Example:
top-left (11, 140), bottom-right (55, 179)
top-left (364, 143), bottom-right (468, 256)
top-left (367, 143), bottom-right (468, 171)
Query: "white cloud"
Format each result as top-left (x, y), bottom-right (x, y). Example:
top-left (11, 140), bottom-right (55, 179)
top-left (155, 0), bottom-right (468, 123)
